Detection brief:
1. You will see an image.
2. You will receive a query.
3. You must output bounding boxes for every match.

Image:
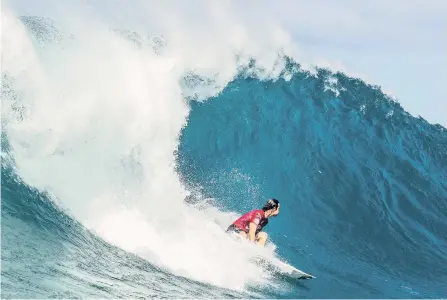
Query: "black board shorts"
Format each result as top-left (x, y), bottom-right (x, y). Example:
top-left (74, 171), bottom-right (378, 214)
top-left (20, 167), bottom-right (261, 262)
top-left (226, 224), bottom-right (245, 234)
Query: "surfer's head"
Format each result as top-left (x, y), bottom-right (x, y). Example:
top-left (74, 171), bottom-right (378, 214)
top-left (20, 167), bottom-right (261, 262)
top-left (263, 198), bottom-right (280, 217)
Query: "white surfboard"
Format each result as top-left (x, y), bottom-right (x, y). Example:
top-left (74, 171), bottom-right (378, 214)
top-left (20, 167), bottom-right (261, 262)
top-left (251, 256), bottom-right (315, 280)
top-left (288, 267), bottom-right (315, 280)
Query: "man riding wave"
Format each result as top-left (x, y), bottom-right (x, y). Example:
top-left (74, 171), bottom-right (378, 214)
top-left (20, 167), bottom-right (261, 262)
top-left (226, 199), bottom-right (280, 247)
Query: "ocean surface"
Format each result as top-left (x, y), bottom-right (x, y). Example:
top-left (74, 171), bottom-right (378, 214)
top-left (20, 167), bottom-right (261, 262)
top-left (2, 9), bottom-right (447, 299)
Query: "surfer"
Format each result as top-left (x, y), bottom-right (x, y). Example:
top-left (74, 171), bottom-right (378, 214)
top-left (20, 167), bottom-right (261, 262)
top-left (226, 199), bottom-right (280, 247)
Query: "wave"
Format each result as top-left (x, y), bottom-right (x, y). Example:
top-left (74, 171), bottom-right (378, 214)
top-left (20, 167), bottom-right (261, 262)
top-left (2, 4), bottom-right (447, 299)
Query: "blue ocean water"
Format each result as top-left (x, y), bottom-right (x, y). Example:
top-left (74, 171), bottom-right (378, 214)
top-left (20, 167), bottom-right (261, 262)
top-left (2, 15), bottom-right (447, 299)
top-left (177, 68), bottom-right (447, 298)
top-left (1, 164), bottom-right (254, 299)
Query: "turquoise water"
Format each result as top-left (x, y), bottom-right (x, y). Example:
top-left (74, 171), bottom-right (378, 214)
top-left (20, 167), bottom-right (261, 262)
top-left (177, 69), bottom-right (447, 298)
top-left (2, 15), bottom-right (447, 299)
top-left (2, 166), bottom-right (253, 298)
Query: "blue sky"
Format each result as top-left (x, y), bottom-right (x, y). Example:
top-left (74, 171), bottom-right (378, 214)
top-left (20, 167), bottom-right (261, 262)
top-left (248, 0), bottom-right (447, 126)
top-left (7, 0), bottom-right (447, 126)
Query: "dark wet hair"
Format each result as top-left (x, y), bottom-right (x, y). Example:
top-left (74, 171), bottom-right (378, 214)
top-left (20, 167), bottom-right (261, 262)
top-left (262, 198), bottom-right (279, 211)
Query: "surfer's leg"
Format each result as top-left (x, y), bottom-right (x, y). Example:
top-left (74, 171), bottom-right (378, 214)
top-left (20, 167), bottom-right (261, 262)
top-left (255, 232), bottom-right (268, 247)
top-left (238, 231), bottom-right (247, 238)
top-left (226, 224), bottom-right (247, 239)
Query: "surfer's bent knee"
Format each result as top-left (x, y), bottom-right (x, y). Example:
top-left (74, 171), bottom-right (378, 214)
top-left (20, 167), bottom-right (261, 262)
top-left (257, 231), bottom-right (268, 240)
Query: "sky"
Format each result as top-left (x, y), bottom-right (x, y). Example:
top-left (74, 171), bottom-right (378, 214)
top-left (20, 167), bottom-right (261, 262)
top-left (242, 0), bottom-right (447, 126)
top-left (5, 0), bottom-right (447, 126)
